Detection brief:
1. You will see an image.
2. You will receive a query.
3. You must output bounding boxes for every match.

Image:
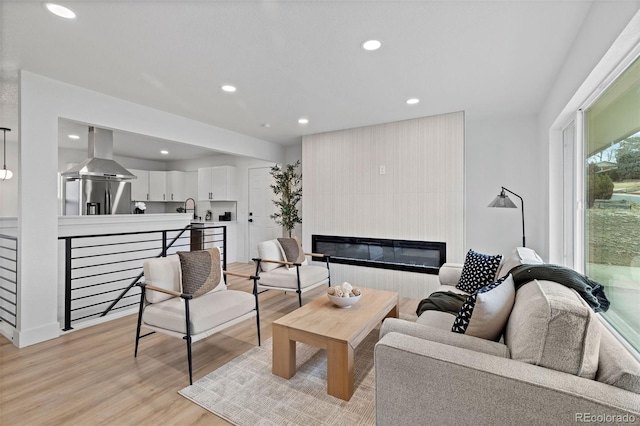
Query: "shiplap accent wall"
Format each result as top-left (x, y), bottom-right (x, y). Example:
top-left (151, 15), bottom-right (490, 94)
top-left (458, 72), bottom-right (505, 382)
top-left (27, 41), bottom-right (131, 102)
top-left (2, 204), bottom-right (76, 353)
top-left (302, 111), bottom-right (464, 299)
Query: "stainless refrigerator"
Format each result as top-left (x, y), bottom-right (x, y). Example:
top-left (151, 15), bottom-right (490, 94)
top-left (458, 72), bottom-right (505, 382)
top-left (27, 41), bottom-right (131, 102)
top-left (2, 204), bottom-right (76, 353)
top-left (64, 177), bottom-right (132, 215)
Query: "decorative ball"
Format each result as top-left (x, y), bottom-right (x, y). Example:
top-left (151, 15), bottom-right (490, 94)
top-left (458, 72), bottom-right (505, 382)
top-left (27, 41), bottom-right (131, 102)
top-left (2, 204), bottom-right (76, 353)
top-left (341, 282), bottom-right (353, 293)
top-left (351, 287), bottom-right (361, 296)
top-left (327, 287), bottom-right (336, 296)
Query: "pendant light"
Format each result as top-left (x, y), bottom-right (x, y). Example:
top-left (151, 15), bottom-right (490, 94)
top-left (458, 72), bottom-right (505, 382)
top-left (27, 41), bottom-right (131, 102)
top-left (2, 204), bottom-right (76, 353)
top-left (0, 127), bottom-right (13, 181)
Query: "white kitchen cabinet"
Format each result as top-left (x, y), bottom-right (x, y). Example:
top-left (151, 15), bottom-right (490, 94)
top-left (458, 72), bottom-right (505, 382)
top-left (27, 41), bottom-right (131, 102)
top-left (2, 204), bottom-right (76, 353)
top-left (198, 167), bottom-right (213, 201)
top-left (166, 171), bottom-right (186, 201)
top-left (130, 169), bottom-right (149, 201)
top-left (198, 166), bottom-right (237, 201)
top-left (149, 171), bottom-right (167, 201)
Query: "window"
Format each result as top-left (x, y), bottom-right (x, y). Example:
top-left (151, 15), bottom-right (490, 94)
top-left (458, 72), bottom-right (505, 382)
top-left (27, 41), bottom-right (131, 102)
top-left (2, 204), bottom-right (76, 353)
top-left (584, 55), bottom-right (640, 352)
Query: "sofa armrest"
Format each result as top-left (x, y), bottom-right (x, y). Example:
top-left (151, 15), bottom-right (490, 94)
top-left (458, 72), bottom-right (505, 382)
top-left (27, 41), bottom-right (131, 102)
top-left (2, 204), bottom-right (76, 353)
top-left (438, 262), bottom-right (463, 286)
top-left (375, 333), bottom-right (640, 426)
top-left (380, 318), bottom-right (509, 358)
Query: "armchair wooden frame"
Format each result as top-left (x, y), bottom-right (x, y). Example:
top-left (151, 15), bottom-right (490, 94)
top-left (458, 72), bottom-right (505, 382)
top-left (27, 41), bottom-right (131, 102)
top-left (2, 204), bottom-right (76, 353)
top-left (134, 270), bottom-right (261, 385)
top-left (252, 253), bottom-right (331, 306)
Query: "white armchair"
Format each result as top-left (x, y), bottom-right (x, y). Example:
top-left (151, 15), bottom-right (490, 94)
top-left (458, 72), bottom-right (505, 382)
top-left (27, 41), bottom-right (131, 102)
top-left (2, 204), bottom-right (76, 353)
top-left (134, 247), bottom-right (260, 384)
top-left (252, 238), bottom-right (331, 306)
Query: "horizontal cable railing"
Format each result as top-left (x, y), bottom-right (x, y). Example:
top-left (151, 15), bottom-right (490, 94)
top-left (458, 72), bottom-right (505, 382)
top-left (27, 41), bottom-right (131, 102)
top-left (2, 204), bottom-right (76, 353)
top-left (59, 224), bottom-right (226, 330)
top-left (0, 234), bottom-right (18, 329)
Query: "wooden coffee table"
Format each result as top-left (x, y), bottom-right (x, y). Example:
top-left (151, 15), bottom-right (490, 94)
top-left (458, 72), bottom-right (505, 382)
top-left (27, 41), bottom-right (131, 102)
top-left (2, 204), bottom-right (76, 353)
top-left (272, 287), bottom-right (399, 401)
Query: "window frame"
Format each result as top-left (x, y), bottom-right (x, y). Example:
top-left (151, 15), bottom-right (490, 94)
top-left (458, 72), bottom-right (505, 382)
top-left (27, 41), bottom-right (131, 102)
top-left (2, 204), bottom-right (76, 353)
top-left (569, 48), bottom-right (640, 360)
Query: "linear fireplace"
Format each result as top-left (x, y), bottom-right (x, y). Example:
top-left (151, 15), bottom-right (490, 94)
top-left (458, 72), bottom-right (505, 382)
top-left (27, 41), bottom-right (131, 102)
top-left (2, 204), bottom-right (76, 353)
top-left (311, 235), bottom-right (446, 275)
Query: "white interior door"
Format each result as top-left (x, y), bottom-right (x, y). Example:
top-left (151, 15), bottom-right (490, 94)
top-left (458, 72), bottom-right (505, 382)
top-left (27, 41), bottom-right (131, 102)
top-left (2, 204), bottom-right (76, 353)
top-left (249, 167), bottom-right (279, 260)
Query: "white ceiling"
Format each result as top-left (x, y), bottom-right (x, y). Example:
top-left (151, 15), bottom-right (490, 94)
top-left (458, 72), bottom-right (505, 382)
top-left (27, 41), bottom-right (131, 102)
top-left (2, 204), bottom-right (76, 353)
top-left (58, 119), bottom-right (222, 161)
top-left (2, 1), bottom-right (594, 153)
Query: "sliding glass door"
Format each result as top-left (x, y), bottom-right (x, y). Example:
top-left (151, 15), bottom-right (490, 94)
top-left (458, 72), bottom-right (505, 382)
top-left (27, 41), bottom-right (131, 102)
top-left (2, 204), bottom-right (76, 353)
top-left (584, 56), bottom-right (640, 351)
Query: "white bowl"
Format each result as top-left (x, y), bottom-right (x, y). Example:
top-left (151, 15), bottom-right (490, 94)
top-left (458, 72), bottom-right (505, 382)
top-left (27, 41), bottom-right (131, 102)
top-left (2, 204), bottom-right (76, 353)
top-left (328, 293), bottom-right (361, 308)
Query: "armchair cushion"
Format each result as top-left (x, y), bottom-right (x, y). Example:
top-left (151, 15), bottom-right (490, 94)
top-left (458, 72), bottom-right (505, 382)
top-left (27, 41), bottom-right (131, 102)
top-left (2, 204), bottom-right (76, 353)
top-left (143, 289), bottom-right (255, 335)
top-left (178, 248), bottom-right (224, 297)
top-left (257, 239), bottom-right (285, 272)
top-left (456, 249), bottom-right (502, 293)
top-left (143, 254), bottom-right (181, 304)
top-left (258, 264), bottom-right (328, 290)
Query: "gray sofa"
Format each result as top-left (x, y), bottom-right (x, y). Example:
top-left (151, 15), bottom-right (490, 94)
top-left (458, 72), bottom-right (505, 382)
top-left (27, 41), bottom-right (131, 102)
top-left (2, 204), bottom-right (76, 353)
top-left (375, 248), bottom-right (640, 425)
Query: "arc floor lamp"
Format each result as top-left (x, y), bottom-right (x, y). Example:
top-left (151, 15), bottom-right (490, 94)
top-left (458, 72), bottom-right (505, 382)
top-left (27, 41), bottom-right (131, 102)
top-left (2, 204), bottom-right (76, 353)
top-left (488, 186), bottom-right (525, 247)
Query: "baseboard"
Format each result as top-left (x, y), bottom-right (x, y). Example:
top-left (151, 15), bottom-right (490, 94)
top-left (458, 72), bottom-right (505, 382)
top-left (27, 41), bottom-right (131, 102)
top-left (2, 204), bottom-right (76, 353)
top-left (12, 322), bottom-right (61, 348)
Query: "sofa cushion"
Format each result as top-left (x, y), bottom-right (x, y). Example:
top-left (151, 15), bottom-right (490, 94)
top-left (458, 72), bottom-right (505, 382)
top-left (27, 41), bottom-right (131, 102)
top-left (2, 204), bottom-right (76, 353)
top-left (178, 248), bottom-right (224, 297)
top-left (497, 247), bottom-right (544, 279)
top-left (452, 275), bottom-right (515, 341)
top-left (258, 239), bottom-right (285, 272)
top-left (143, 289), bottom-right (255, 335)
top-left (456, 249), bottom-right (502, 293)
top-left (596, 322), bottom-right (640, 394)
top-left (416, 310), bottom-right (457, 330)
top-left (258, 264), bottom-right (328, 290)
top-left (143, 255), bottom-right (181, 304)
top-left (505, 280), bottom-right (600, 379)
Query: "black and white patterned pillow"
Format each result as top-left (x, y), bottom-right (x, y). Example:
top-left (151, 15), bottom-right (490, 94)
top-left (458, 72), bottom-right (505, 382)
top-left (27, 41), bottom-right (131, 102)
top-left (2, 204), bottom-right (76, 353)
top-left (451, 276), bottom-right (515, 341)
top-left (456, 249), bottom-right (502, 293)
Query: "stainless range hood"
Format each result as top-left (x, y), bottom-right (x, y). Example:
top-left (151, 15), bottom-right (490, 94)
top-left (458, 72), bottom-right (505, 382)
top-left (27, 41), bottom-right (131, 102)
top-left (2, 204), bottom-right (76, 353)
top-left (61, 126), bottom-right (136, 179)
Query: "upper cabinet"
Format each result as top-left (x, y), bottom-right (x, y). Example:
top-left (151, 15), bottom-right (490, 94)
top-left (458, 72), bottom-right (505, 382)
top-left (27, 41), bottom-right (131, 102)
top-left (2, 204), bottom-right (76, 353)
top-left (149, 171), bottom-right (167, 201)
top-left (166, 171), bottom-right (186, 201)
top-left (198, 166), bottom-right (237, 201)
top-left (131, 170), bottom-right (186, 202)
top-left (130, 169), bottom-right (149, 201)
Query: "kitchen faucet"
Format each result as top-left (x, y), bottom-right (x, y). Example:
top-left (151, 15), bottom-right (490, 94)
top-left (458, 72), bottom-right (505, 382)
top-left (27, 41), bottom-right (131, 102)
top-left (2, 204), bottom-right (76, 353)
top-left (184, 198), bottom-right (197, 220)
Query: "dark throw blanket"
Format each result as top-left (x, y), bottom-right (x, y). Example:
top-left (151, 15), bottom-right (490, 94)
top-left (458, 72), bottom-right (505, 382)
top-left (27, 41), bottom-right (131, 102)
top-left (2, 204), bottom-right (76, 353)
top-left (416, 291), bottom-right (467, 317)
top-left (509, 264), bottom-right (610, 313)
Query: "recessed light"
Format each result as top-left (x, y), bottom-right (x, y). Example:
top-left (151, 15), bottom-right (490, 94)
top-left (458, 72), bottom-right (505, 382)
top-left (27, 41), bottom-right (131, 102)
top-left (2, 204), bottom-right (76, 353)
top-left (406, 98), bottom-right (420, 105)
top-left (261, 123), bottom-right (271, 128)
top-left (221, 85), bottom-right (236, 93)
top-left (160, 150), bottom-right (169, 155)
top-left (362, 40), bottom-right (382, 51)
top-left (298, 118), bottom-right (309, 124)
top-left (68, 134), bottom-right (80, 139)
top-left (44, 3), bottom-right (77, 19)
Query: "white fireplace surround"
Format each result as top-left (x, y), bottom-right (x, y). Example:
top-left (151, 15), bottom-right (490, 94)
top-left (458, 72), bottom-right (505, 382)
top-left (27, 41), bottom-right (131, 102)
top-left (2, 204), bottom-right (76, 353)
top-left (302, 111), bottom-right (464, 298)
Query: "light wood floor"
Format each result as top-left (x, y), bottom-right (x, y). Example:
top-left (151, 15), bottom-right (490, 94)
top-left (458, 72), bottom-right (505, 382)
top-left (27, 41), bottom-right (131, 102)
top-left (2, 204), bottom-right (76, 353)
top-left (0, 263), bottom-right (420, 425)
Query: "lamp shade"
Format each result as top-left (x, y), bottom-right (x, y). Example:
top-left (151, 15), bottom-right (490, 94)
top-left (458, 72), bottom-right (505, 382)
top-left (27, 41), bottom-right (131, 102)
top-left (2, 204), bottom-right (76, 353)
top-left (0, 127), bottom-right (11, 181)
top-left (0, 169), bottom-right (12, 181)
top-left (488, 192), bottom-right (517, 208)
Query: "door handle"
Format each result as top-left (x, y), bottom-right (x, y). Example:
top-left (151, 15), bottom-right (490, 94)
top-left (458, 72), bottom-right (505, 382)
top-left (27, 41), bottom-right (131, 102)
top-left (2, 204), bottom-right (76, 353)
top-left (248, 219), bottom-right (253, 223)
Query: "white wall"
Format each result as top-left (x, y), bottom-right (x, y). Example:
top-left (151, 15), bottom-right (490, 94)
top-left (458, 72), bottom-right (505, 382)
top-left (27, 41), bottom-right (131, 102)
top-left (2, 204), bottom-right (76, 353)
top-left (16, 71), bottom-right (282, 347)
top-left (465, 114), bottom-right (542, 256)
top-left (303, 112), bottom-right (464, 298)
top-left (168, 154), bottom-right (275, 262)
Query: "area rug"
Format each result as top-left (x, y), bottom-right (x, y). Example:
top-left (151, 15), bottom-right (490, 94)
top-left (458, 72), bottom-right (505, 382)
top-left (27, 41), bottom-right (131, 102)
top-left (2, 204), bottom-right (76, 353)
top-left (179, 330), bottom-right (380, 425)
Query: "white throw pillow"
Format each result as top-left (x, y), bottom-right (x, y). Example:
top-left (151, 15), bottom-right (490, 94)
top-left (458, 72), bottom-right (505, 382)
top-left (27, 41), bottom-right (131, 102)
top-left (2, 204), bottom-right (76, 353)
top-left (497, 247), bottom-right (544, 279)
top-left (257, 239), bottom-right (285, 272)
top-left (451, 275), bottom-right (516, 341)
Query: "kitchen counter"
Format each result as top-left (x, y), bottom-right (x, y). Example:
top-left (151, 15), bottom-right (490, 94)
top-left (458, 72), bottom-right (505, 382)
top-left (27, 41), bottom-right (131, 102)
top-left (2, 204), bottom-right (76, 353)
top-left (59, 213), bottom-right (192, 237)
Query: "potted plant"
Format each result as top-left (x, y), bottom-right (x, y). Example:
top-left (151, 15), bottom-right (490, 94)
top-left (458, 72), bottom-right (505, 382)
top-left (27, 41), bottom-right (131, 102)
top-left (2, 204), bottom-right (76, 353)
top-left (269, 160), bottom-right (302, 237)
